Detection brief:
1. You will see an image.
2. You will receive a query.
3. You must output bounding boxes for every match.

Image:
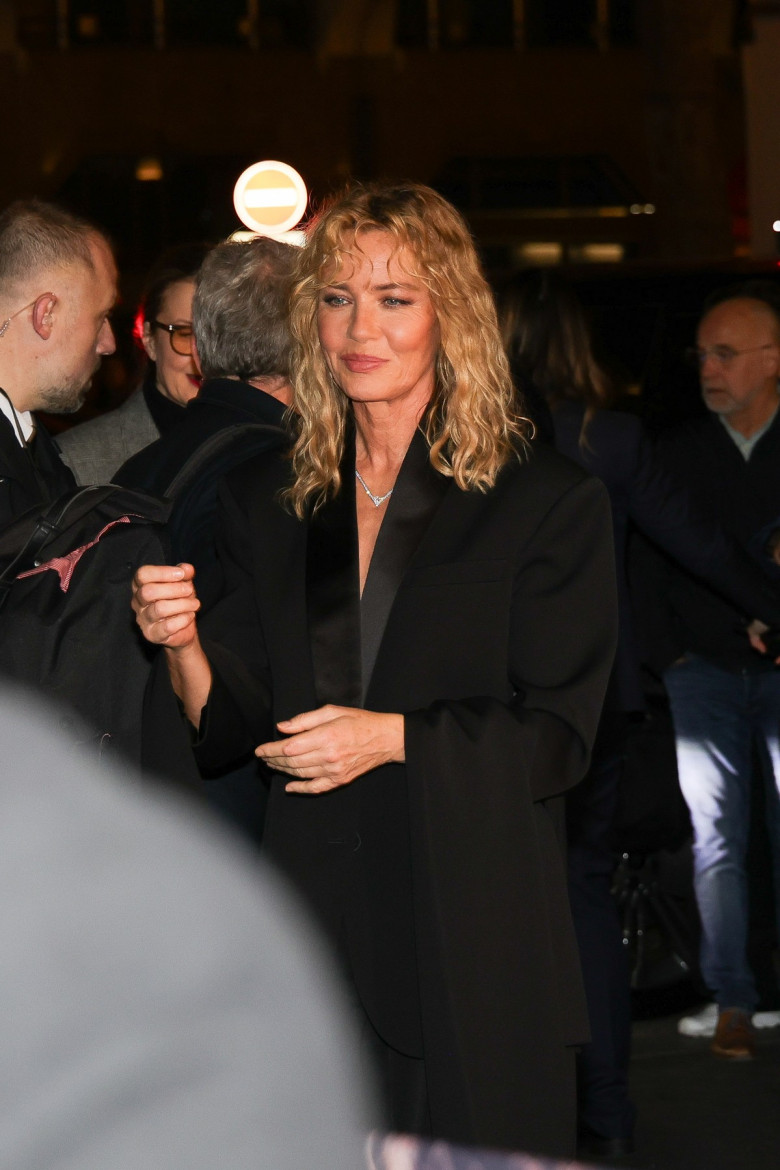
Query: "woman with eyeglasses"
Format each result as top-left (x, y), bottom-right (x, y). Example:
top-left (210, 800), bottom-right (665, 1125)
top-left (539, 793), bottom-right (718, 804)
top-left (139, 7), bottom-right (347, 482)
top-left (57, 242), bottom-right (211, 484)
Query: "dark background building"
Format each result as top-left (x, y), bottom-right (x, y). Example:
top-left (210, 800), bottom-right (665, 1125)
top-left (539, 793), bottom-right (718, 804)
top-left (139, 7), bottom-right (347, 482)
top-left (1, 0), bottom-right (775, 424)
top-left (0, 0), bottom-right (757, 269)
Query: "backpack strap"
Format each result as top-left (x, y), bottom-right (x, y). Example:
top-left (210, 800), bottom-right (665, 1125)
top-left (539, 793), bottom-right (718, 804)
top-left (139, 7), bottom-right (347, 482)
top-left (0, 484), bottom-right (168, 610)
top-left (0, 487), bottom-right (100, 606)
top-left (163, 423), bottom-right (286, 500)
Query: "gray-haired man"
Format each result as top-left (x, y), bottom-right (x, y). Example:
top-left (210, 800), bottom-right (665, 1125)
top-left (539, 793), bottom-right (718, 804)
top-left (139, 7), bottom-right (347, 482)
top-left (115, 235), bottom-right (295, 607)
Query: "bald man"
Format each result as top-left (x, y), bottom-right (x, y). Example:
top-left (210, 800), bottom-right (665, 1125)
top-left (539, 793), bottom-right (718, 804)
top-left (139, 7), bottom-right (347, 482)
top-left (643, 282), bottom-right (780, 1060)
top-left (0, 200), bottom-right (117, 528)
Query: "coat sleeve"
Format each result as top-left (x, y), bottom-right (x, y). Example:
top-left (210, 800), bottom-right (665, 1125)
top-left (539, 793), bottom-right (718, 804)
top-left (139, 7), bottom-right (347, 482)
top-left (191, 478), bottom-right (275, 772)
top-left (399, 475), bottom-right (616, 1148)
top-left (404, 475), bottom-right (617, 804)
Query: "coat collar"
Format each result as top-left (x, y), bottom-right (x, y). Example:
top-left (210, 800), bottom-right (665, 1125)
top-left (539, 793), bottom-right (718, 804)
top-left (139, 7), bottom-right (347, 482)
top-left (305, 427), bottom-right (450, 707)
top-left (0, 412), bottom-right (65, 501)
top-left (195, 378), bottom-right (288, 426)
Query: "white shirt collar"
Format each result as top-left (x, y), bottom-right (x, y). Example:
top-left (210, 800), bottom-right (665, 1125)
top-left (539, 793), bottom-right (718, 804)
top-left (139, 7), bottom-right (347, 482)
top-left (718, 404), bottom-right (778, 460)
top-left (0, 391), bottom-right (34, 444)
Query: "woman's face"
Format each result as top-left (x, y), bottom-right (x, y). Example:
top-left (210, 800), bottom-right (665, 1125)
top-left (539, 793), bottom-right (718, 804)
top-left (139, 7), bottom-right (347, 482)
top-left (142, 278), bottom-right (201, 406)
top-left (317, 230), bottom-right (440, 415)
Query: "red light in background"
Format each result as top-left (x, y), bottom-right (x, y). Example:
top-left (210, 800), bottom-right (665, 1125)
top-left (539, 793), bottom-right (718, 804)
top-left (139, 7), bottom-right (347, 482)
top-left (132, 304), bottom-right (145, 348)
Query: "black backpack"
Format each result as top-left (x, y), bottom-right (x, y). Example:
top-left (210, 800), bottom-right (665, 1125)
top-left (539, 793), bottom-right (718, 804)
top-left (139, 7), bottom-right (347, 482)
top-left (0, 484), bottom-right (180, 775)
top-left (0, 422), bottom-right (284, 780)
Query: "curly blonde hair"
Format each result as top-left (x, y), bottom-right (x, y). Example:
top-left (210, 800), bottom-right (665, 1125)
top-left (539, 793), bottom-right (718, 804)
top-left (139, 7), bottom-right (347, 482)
top-left (284, 182), bottom-right (531, 517)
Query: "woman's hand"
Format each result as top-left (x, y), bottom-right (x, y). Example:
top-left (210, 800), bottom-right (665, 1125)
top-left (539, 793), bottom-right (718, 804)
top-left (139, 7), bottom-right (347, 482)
top-left (256, 705), bottom-right (405, 795)
top-left (132, 563), bottom-right (201, 650)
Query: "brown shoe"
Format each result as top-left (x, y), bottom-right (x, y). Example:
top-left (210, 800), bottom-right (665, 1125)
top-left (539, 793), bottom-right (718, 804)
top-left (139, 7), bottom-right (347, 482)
top-left (711, 1008), bottom-right (755, 1060)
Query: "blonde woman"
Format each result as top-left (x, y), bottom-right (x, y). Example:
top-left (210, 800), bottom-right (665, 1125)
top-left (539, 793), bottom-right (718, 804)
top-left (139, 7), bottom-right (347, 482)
top-left (133, 183), bottom-right (617, 1157)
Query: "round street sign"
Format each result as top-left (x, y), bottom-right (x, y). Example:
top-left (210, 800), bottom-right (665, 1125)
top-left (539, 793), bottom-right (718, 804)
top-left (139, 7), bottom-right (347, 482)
top-left (233, 161), bottom-right (308, 236)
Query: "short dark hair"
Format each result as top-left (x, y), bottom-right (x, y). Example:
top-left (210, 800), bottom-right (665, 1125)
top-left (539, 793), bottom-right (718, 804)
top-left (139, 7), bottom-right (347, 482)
top-left (192, 237), bottom-right (296, 381)
top-left (141, 241), bottom-right (212, 326)
top-left (0, 200), bottom-right (104, 294)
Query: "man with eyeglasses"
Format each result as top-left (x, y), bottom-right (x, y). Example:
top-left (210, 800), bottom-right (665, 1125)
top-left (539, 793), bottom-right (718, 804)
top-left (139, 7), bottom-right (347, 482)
top-left (0, 200), bottom-right (117, 528)
top-left (640, 281), bottom-right (780, 1060)
top-left (115, 236), bottom-right (294, 611)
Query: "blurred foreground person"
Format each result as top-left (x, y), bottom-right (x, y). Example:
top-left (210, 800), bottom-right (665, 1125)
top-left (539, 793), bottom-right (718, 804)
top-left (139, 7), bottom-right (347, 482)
top-left (637, 282), bottom-right (780, 1060)
top-left (58, 242), bottom-right (210, 484)
top-left (0, 200), bottom-right (116, 527)
top-left (500, 268), bottom-right (780, 1158)
top-left (133, 183), bottom-right (618, 1157)
top-left (0, 686), bottom-right (372, 1169)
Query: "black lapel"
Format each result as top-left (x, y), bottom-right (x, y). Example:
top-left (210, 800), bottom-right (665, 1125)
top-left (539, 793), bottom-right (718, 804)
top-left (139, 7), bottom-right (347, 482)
top-left (361, 429), bottom-right (450, 700)
top-left (0, 416), bottom-right (45, 501)
top-left (305, 440), bottom-right (363, 708)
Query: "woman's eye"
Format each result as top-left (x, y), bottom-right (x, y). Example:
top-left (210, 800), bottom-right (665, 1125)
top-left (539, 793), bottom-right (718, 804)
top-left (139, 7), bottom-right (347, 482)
top-left (322, 293), bottom-right (349, 307)
top-left (383, 297), bottom-right (411, 308)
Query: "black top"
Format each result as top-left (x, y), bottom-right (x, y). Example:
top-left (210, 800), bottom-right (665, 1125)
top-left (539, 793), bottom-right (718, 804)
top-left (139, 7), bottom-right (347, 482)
top-left (552, 400), bottom-right (780, 705)
top-left (142, 369), bottom-right (188, 436)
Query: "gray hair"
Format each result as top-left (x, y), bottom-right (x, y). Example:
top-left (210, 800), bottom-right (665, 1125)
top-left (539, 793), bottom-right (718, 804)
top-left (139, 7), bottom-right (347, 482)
top-left (192, 237), bottom-right (296, 381)
top-left (0, 200), bottom-right (104, 294)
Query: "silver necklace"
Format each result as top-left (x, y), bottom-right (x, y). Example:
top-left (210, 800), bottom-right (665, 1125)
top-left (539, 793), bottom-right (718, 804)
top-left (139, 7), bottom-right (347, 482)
top-left (355, 468), bottom-right (394, 507)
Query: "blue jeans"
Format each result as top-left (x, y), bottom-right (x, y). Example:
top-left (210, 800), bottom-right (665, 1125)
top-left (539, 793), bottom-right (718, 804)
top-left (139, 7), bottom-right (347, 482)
top-left (664, 654), bottom-right (780, 1011)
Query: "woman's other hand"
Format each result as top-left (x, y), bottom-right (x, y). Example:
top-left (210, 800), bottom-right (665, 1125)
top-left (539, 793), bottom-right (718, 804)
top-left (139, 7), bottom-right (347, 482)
top-left (257, 705), bottom-right (405, 795)
top-left (132, 563), bottom-right (201, 650)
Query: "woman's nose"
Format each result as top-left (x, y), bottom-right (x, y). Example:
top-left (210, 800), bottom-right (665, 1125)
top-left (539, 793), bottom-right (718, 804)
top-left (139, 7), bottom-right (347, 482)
top-left (347, 300), bottom-right (376, 341)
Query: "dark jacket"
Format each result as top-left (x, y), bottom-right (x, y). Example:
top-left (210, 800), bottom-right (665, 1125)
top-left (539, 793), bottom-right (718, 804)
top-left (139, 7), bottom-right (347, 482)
top-left (192, 432), bottom-right (617, 1153)
top-left (0, 413), bottom-right (75, 531)
top-left (552, 401), bottom-right (780, 706)
top-left (116, 378), bottom-right (288, 610)
top-left (632, 408), bottom-right (780, 674)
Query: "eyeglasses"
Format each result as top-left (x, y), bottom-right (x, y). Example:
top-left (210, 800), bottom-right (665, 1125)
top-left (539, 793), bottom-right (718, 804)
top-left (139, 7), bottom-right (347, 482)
top-left (152, 320), bottom-right (194, 356)
top-left (684, 343), bottom-right (775, 369)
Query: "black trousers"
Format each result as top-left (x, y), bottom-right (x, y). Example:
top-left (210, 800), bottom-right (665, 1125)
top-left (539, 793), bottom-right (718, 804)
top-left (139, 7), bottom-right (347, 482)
top-left (567, 713), bottom-right (636, 1142)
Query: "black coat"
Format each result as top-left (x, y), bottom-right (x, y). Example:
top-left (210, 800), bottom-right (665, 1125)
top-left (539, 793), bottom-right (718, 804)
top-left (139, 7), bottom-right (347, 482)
top-left (0, 414), bottom-right (75, 531)
top-left (116, 378), bottom-right (288, 609)
top-left (194, 432), bottom-right (618, 1154)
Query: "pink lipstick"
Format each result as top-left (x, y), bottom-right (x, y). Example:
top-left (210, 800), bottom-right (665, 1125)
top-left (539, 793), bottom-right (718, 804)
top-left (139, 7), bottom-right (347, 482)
top-left (341, 353), bottom-right (388, 372)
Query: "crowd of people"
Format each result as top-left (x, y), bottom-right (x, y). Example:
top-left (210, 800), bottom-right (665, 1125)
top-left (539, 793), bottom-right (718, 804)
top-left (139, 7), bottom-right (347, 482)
top-left (0, 188), bottom-right (778, 1167)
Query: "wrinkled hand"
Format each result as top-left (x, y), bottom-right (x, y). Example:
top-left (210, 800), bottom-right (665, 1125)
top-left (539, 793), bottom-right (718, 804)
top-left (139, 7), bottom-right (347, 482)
top-left (256, 705), bottom-right (405, 795)
top-left (132, 563), bottom-right (201, 650)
